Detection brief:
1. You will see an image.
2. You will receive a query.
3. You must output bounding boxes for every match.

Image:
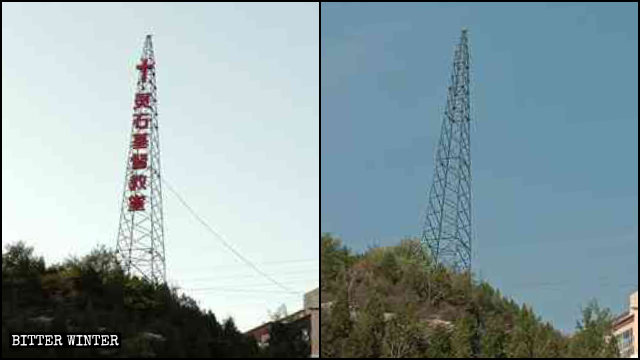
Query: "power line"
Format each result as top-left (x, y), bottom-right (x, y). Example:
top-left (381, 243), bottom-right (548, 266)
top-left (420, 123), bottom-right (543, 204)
top-left (184, 279), bottom-right (319, 290)
top-left (185, 287), bottom-right (301, 295)
top-left (506, 279), bottom-right (637, 288)
top-left (162, 178), bottom-right (298, 294)
top-left (182, 276), bottom-right (319, 286)
top-left (179, 269), bottom-right (319, 282)
top-left (175, 273), bottom-right (318, 285)
top-left (174, 258), bottom-right (318, 272)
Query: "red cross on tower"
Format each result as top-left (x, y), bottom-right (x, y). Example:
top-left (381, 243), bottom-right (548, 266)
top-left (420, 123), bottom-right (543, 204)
top-left (136, 58), bottom-right (154, 83)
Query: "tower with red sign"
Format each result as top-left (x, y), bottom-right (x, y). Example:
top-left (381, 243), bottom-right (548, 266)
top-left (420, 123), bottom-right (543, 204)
top-left (116, 35), bottom-right (166, 284)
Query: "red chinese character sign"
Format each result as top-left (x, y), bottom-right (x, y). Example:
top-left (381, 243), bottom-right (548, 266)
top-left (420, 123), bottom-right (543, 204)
top-left (136, 57), bottom-right (154, 83)
top-left (116, 35), bottom-right (166, 284)
top-left (128, 194), bottom-right (146, 211)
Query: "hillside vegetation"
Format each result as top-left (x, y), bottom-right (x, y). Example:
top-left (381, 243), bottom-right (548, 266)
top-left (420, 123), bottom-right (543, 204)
top-left (320, 234), bottom-right (620, 358)
top-left (2, 241), bottom-right (307, 358)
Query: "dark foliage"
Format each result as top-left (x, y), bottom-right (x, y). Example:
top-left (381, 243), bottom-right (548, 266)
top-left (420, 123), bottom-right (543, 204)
top-left (320, 234), bottom-right (620, 358)
top-left (1, 241), bottom-right (298, 358)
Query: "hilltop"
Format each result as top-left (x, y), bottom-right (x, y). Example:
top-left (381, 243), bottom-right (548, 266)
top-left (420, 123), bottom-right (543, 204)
top-left (2, 241), bottom-right (307, 358)
top-left (320, 234), bottom-right (620, 358)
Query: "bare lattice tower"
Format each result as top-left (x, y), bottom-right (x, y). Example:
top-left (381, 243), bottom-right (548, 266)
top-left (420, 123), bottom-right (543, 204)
top-left (421, 29), bottom-right (472, 272)
top-left (116, 35), bottom-right (166, 283)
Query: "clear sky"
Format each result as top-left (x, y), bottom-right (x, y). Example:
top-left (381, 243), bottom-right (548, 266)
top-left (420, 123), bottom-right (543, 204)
top-left (2, 3), bottom-right (318, 331)
top-left (321, 2), bottom-right (637, 333)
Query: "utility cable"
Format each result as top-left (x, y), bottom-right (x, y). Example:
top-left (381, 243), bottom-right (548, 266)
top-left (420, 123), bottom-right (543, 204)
top-left (162, 177), bottom-right (299, 295)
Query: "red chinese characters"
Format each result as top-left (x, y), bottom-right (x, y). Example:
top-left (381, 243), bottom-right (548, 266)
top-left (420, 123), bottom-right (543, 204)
top-left (134, 93), bottom-right (151, 110)
top-left (128, 174), bottom-right (147, 191)
top-left (128, 194), bottom-right (146, 211)
top-left (133, 113), bottom-right (151, 130)
top-left (136, 58), bottom-right (154, 83)
top-left (131, 153), bottom-right (148, 170)
top-left (132, 133), bottom-right (149, 150)
top-left (127, 57), bottom-right (154, 212)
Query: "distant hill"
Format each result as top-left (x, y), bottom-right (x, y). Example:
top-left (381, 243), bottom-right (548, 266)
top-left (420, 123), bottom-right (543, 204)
top-left (320, 234), bottom-right (620, 358)
top-left (2, 241), bottom-right (307, 358)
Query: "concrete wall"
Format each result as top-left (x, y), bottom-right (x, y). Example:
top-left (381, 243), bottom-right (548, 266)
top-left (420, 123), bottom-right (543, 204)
top-left (615, 291), bottom-right (639, 358)
top-left (310, 309), bottom-right (319, 357)
top-left (632, 291), bottom-right (638, 357)
top-left (247, 288), bottom-right (319, 357)
top-left (305, 288), bottom-right (320, 358)
top-left (304, 288), bottom-right (319, 310)
top-left (614, 317), bottom-right (634, 357)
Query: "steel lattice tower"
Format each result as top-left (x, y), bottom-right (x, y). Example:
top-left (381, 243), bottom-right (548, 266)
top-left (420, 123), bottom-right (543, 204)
top-left (116, 35), bottom-right (166, 284)
top-left (421, 29), bottom-right (472, 273)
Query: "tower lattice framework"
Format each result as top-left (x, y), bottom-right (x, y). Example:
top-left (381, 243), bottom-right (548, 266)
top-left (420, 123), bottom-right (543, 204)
top-left (421, 29), bottom-right (472, 273)
top-left (116, 35), bottom-right (166, 284)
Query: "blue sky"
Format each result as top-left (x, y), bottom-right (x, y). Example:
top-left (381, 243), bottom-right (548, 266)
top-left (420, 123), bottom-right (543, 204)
top-left (321, 2), bottom-right (637, 333)
top-left (2, 3), bottom-right (318, 331)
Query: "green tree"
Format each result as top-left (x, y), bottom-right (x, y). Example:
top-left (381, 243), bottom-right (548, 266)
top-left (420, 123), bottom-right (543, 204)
top-left (267, 318), bottom-right (310, 358)
top-left (394, 238), bottom-right (426, 264)
top-left (568, 300), bottom-right (619, 358)
top-left (321, 276), bottom-right (352, 358)
top-left (317, 235), bottom-right (631, 359)
top-left (268, 303), bottom-right (288, 321)
top-left (507, 304), bottom-right (540, 357)
top-left (480, 315), bottom-right (508, 358)
top-left (426, 324), bottom-right (453, 358)
top-left (2, 241), bottom-right (45, 279)
top-left (2, 241), bottom-right (271, 358)
top-left (81, 296), bottom-right (98, 331)
top-left (345, 287), bottom-right (385, 357)
top-left (536, 322), bottom-right (567, 358)
top-left (81, 245), bottom-right (122, 282)
top-left (451, 314), bottom-right (477, 358)
top-left (321, 234), bottom-right (355, 293)
top-left (381, 304), bottom-right (426, 358)
top-left (377, 249), bottom-right (401, 284)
